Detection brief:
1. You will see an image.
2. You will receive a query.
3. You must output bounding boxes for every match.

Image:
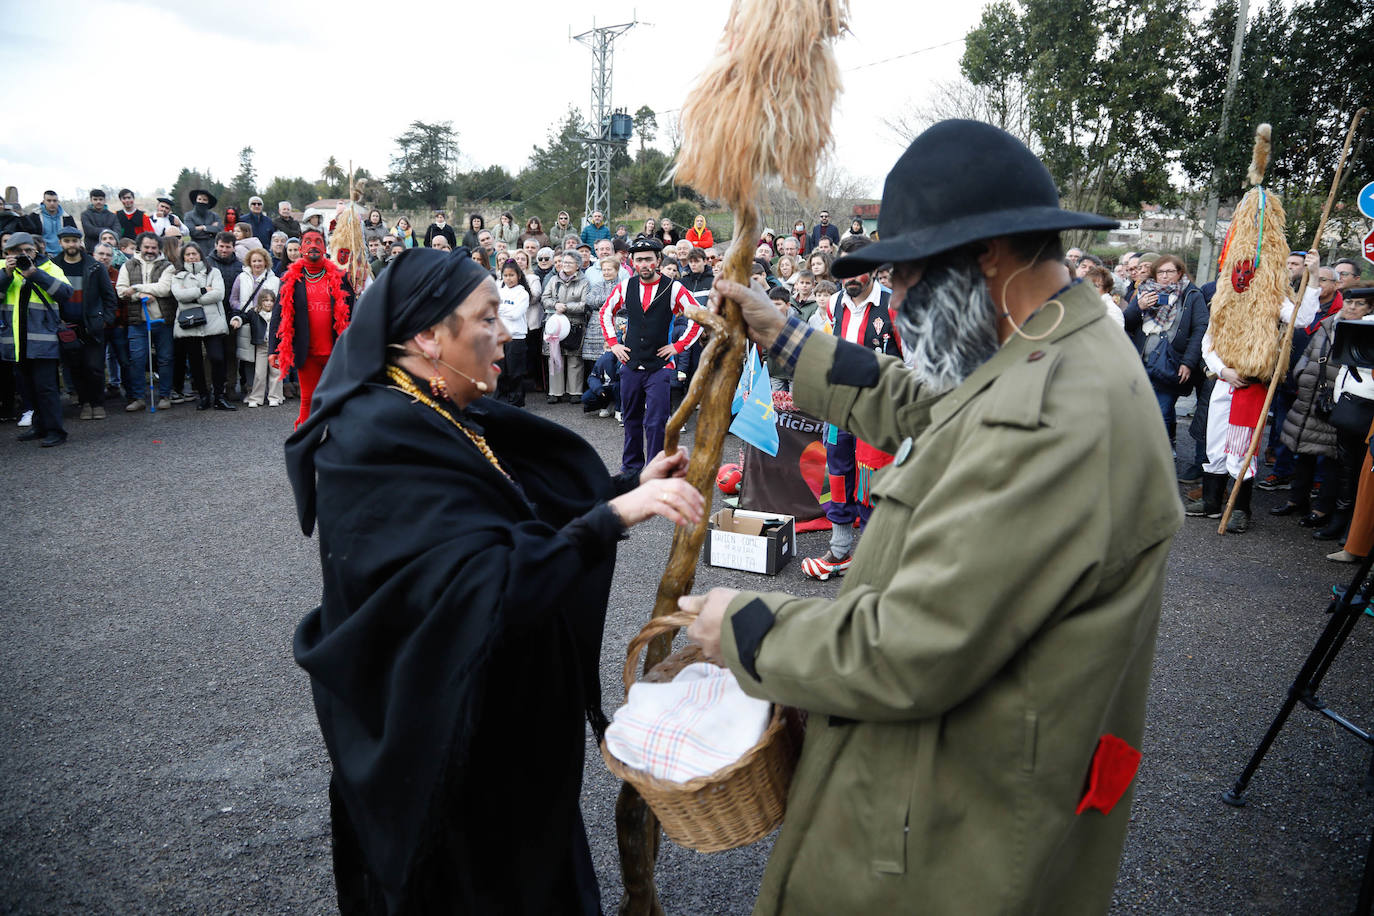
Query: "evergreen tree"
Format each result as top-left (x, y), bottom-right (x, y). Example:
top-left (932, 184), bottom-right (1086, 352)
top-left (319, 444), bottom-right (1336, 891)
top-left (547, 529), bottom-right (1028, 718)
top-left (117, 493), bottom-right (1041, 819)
top-left (516, 109), bottom-right (592, 219)
top-left (455, 165), bottom-right (517, 203)
top-left (962, 0), bottom-right (1192, 222)
top-left (386, 122), bottom-right (460, 210)
top-left (170, 168), bottom-right (228, 213)
top-left (230, 147), bottom-right (257, 207)
top-left (261, 176), bottom-right (318, 210)
top-left (633, 106), bottom-right (658, 155)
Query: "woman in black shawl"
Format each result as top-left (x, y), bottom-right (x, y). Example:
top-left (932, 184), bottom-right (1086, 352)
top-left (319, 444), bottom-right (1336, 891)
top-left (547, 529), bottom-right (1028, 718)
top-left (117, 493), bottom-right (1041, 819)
top-left (285, 247), bottom-right (704, 915)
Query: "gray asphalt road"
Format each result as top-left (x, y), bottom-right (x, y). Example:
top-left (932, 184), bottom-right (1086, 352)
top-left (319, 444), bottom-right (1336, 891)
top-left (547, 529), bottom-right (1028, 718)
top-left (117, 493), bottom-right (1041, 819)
top-left (1, 393), bottom-right (1371, 914)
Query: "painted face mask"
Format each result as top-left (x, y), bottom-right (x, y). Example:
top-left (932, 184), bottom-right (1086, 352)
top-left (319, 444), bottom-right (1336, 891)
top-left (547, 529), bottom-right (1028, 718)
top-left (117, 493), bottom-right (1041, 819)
top-left (302, 231), bottom-right (326, 262)
top-left (1231, 258), bottom-right (1255, 293)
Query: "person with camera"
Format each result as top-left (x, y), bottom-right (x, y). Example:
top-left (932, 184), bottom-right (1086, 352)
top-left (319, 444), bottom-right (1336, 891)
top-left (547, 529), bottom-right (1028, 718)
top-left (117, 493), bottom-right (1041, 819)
top-left (2, 231), bottom-right (76, 446)
top-left (1269, 292), bottom-right (1370, 527)
top-left (54, 227), bottom-right (116, 421)
top-left (1304, 295), bottom-right (1374, 544)
top-left (1121, 254), bottom-right (1208, 444)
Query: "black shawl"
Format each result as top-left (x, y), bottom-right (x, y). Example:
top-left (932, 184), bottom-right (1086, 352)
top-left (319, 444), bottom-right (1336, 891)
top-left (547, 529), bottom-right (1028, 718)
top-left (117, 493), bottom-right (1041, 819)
top-left (294, 384), bottom-right (632, 914)
top-left (286, 248), bottom-right (637, 912)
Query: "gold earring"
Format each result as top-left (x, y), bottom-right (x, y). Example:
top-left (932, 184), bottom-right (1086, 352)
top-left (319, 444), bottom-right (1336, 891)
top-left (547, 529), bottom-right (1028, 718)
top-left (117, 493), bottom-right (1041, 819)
top-left (429, 359), bottom-right (448, 398)
top-left (985, 265), bottom-right (999, 278)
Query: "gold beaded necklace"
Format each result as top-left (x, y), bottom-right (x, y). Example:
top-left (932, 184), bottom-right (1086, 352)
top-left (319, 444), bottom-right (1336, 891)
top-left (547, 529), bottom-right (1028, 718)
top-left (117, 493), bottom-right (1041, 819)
top-left (384, 365), bottom-right (512, 481)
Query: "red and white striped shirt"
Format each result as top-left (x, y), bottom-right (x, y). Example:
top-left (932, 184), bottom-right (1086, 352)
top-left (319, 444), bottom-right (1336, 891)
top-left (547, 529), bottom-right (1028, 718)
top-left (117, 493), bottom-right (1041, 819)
top-left (599, 274), bottom-right (703, 354)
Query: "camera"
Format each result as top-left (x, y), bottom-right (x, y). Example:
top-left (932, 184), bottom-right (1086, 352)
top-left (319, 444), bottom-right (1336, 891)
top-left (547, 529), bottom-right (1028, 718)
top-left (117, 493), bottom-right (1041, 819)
top-left (1328, 316), bottom-right (1374, 376)
top-left (13, 254), bottom-right (32, 272)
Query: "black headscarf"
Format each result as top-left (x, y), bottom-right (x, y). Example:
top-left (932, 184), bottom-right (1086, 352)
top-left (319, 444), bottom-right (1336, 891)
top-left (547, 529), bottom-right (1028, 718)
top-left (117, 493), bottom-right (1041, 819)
top-left (285, 247), bottom-right (491, 534)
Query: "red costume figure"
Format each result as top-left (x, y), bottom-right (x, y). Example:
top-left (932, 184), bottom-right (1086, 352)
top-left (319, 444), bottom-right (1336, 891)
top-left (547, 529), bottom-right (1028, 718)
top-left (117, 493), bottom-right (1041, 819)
top-left (271, 228), bottom-right (354, 428)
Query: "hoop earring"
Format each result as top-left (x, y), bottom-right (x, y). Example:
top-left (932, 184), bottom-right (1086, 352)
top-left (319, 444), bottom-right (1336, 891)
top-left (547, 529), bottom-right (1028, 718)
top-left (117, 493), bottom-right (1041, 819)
top-left (996, 237), bottom-right (1065, 342)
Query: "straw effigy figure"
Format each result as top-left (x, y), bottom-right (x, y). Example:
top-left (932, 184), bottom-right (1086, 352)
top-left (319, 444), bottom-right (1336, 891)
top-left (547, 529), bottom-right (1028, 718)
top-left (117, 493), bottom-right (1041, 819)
top-left (1191, 124), bottom-right (1321, 531)
top-left (611, 1), bottom-right (848, 913)
top-left (1206, 125), bottom-right (1293, 382)
top-left (329, 192), bottom-right (372, 295)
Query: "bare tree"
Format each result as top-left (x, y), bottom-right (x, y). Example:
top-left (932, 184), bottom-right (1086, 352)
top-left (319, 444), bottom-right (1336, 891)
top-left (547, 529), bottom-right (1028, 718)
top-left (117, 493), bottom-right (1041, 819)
top-left (756, 163), bottom-right (873, 239)
top-left (885, 76), bottom-right (1034, 151)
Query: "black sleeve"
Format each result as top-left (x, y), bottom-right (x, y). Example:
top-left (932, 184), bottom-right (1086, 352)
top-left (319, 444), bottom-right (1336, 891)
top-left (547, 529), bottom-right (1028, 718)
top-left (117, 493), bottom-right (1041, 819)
top-left (610, 468), bottom-right (640, 496)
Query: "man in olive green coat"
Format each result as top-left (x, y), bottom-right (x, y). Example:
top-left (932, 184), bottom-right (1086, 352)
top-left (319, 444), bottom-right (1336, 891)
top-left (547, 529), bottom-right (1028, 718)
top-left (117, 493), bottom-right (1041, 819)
top-left (684, 120), bottom-right (1183, 914)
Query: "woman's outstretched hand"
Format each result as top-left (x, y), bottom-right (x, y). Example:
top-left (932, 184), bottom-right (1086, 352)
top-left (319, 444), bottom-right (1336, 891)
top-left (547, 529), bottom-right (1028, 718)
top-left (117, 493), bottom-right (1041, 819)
top-left (610, 473), bottom-right (705, 529)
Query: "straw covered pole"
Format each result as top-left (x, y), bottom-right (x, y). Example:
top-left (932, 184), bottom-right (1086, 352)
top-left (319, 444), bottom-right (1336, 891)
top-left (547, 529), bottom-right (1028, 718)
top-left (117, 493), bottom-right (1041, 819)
top-left (1217, 108), bottom-right (1368, 533)
top-left (613, 1), bottom-right (848, 911)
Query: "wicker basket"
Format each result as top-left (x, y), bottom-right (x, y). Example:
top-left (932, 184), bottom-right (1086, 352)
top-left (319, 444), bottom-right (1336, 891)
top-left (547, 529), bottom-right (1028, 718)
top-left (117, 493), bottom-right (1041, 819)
top-left (600, 610), bottom-right (804, 853)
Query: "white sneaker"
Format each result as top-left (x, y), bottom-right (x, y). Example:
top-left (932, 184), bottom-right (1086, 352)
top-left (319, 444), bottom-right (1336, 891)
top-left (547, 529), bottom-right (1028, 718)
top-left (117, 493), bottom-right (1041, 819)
top-left (267, 398), bottom-right (283, 407)
top-left (598, 407), bottom-right (611, 418)
top-left (17, 410), bottom-right (33, 427)
top-left (246, 400), bottom-right (261, 408)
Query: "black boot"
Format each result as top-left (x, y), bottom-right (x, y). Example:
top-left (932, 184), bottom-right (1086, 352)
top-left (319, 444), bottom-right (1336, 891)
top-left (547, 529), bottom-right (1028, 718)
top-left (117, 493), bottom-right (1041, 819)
top-left (213, 396), bottom-right (237, 411)
top-left (1314, 512), bottom-right (1349, 541)
top-left (1226, 477), bottom-right (1253, 533)
top-left (1186, 472), bottom-right (1227, 518)
top-left (196, 394), bottom-right (212, 410)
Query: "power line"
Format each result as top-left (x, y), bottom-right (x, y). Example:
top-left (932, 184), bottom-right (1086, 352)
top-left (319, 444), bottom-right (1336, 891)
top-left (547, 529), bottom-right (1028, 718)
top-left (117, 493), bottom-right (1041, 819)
top-left (843, 38), bottom-right (966, 73)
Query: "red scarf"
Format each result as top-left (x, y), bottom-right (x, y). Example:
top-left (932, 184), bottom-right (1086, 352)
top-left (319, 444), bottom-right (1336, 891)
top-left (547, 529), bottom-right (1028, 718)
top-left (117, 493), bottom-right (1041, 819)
top-left (276, 258), bottom-right (348, 373)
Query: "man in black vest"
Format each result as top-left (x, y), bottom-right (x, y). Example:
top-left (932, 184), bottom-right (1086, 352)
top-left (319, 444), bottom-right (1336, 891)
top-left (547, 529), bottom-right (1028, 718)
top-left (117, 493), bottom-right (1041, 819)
top-left (804, 234), bottom-right (905, 581)
top-left (598, 237), bottom-right (702, 473)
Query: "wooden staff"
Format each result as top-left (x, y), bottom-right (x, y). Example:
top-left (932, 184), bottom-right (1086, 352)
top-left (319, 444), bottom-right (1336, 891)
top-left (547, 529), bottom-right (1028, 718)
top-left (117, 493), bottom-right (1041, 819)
top-left (612, 1), bottom-right (849, 911)
top-left (1218, 107), bottom-right (1368, 533)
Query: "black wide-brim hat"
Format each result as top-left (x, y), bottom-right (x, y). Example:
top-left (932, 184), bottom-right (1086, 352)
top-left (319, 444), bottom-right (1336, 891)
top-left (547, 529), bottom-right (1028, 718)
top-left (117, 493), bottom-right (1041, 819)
top-left (187, 188), bottom-right (218, 209)
top-left (833, 119), bottom-right (1118, 279)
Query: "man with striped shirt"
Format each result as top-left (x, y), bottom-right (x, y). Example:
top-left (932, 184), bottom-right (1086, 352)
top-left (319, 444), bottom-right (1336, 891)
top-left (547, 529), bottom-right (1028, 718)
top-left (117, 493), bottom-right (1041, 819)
top-left (598, 237), bottom-right (701, 474)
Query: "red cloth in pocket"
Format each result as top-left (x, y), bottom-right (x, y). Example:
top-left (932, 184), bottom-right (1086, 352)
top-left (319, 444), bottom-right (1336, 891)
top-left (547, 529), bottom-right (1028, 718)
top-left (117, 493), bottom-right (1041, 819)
top-left (1075, 734), bottom-right (1142, 816)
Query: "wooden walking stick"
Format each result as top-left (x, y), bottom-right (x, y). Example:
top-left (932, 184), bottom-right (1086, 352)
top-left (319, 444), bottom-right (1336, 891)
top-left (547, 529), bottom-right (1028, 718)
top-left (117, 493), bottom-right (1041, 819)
top-left (1217, 109), bottom-right (1368, 533)
top-left (611, 1), bottom-right (848, 912)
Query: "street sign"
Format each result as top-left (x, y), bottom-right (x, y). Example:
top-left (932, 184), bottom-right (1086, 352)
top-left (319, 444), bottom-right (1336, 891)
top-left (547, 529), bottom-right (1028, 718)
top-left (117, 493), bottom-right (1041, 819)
top-left (1360, 181), bottom-right (1374, 219)
top-left (1364, 226), bottom-right (1374, 266)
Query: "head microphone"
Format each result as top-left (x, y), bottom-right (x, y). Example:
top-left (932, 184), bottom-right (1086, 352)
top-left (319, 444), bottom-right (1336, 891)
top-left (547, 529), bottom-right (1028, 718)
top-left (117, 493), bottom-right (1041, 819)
top-left (388, 344), bottom-right (490, 392)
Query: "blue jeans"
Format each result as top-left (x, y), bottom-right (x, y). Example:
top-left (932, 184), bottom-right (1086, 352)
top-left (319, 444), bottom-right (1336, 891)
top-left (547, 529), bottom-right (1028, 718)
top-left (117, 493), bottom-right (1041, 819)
top-left (1155, 389), bottom-right (1177, 441)
top-left (106, 326), bottom-right (131, 397)
top-left (127, 322), bottom-right (173, 401)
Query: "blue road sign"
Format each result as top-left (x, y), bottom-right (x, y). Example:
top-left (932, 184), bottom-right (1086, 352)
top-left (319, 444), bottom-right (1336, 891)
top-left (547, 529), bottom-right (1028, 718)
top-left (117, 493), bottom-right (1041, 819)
top-left (1359, 181), bottom-right (1374, 219)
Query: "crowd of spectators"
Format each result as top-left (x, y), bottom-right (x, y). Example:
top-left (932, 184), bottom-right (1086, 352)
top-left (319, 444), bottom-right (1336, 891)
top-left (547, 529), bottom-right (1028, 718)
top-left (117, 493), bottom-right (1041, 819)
top-left (4, 183), bottom-right (1371, 565)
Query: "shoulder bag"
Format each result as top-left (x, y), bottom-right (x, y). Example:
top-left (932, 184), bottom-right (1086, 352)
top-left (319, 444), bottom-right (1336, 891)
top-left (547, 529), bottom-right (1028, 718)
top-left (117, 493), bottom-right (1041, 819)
top-left (177, 271), bottom-right (209, 329)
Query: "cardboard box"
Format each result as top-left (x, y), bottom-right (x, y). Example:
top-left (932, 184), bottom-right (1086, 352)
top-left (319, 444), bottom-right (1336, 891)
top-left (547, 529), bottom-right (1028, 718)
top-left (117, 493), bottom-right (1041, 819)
top-left (704, 508), bottom-right (796, 575)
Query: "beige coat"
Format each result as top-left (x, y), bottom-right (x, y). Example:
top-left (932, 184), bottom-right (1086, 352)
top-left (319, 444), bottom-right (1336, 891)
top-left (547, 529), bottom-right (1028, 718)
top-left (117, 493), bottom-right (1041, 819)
top-left (721, 280), bottom-right (1182, 914)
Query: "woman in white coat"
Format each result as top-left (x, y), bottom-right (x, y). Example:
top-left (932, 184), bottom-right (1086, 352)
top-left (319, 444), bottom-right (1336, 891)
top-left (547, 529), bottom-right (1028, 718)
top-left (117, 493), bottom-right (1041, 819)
top-left (169, 244), bottom-right (233, 410)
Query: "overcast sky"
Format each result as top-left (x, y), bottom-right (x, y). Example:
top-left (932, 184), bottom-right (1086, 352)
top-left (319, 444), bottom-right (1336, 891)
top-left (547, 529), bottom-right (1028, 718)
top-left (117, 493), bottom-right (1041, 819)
top-left (1, 0), bottom-right (986, 209)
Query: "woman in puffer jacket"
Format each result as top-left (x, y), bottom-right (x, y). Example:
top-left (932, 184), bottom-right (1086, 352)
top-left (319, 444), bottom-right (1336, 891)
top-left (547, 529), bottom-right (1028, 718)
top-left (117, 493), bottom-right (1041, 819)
top-left (1270, 306), bottom-right (1350, 524)
top-left (169, 244), bottom-right (233, 411)
top-left (1298, 298), bottom-right (1374, 541)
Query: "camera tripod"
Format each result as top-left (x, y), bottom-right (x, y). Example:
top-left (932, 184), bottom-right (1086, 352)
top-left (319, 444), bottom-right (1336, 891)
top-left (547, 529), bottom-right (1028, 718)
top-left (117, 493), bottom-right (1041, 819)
top-left (1221, 549), bottom-right (1374, 913)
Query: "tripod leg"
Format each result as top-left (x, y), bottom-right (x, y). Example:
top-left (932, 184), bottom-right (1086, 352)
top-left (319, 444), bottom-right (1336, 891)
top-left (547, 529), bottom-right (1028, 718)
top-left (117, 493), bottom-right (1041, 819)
top-left (1223, 552), bottom-right (1374, 805)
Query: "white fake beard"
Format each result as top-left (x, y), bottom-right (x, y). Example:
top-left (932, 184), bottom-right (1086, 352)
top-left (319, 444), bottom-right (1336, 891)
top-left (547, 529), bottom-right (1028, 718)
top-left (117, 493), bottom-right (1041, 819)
top-left (893, 251), bottom-right (1001, 394)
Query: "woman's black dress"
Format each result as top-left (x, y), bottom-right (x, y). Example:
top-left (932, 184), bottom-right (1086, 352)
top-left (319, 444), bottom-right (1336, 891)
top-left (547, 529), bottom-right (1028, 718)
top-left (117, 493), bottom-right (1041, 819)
top-left (293, 381), bottom-right (632, 914)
